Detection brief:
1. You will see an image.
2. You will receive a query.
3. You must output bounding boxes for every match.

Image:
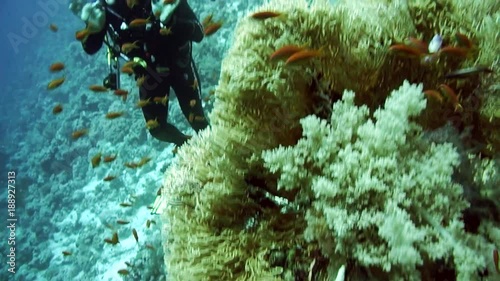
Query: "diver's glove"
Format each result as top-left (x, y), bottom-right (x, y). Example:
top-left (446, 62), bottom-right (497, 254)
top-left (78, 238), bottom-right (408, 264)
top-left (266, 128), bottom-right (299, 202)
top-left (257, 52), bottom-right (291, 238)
top-left (69, 0), bottom-right (105, 34)
top-left (151, 0), bottom-right (180, 23)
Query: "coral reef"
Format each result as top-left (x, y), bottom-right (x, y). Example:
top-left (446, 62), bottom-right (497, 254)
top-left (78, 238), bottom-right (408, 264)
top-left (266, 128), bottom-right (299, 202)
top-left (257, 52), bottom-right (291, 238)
top-left (161, 0), bottom-right (499, 280)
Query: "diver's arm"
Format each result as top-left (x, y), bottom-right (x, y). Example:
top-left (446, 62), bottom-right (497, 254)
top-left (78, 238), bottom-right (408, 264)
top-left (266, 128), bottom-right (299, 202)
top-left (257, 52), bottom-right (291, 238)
top-left (169, 0), bottom-right (204, 43)
top-left (82, 28), bottom-right (106, 55)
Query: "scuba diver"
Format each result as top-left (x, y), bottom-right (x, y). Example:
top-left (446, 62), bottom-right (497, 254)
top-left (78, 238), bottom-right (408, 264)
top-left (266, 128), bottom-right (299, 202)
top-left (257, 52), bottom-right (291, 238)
top-left (69, 0), bottom-right (209, 146)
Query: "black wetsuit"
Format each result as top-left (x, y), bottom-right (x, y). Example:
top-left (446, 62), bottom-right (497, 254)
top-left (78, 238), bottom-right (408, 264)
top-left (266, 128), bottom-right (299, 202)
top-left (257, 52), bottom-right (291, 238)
top-left (82, 0), bottom-right (209, 146)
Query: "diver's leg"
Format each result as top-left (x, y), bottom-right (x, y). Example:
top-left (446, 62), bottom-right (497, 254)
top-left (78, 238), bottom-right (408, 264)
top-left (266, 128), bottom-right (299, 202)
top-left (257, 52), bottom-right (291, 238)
top-left (139, 69), bottom-right (190, 146)
top-left (170, 45), bottom-right (210, 133)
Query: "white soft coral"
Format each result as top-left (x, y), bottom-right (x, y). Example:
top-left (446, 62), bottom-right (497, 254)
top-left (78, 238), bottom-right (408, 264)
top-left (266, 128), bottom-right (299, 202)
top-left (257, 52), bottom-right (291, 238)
top-left (263, 81), bottom-right (488, 280)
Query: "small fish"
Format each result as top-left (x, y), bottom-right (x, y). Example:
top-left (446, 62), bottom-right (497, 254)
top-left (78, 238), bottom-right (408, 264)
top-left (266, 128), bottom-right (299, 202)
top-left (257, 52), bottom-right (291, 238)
top-left (136, 98), bottom-right (151, 108)
top-left (129, 18), bottom-right (150, 28)
top-left (251, 11), bottom-right (282, 20)
top-left (163, 0), bottom-right (175, 4)
top-left (146, 119), bottom-right (159, 130)
top-left (104, 232), bottom-right (119, 245)
top-left (285, 48), bottom-right (323, 65)
top-left (118, 269), bottom-right (129, 276)
top-left (136, 75), bottom-right (146, 87)
top-left (91, 153), bottom-right (101, 168)
top-left (188, 113), bottom-right (194, 123)
top-left (423, 89), bottom-right (443, 104)
top-left (270, 45), bottom-right (306, 60)
top-left (153, 96), bottom-right (168, 106)
top-left (404, 37), bottom-right (428, 54)
top-left (47, 77), bottom-right (65, 90)
top-left (138, 156), bottom-right (151, 166)
top-left (62, 251), bottom-right (72, 256)
top-left (494, 248), bottom-right (499, 273)
top-left (120, 202), bottom-right (133, 207)
top-left (438, 84), bottom-right (462, 112)
top-left (146, 219), bottom-right (151, 228)
top-left (105, 111), bottom-right (125, 119)
top-left (125, 261), bottom-right (134, 267)
top-left (147, 205), bottom-right (153, 210)
top-left (121, 66), bottom-right (134, 74)
top-left (114, 89), bottom-right (129, 101)
top-left (116, 220), bottom-right (130, 225)
top-left (121, 41), bottom-right (140, 54)
top-left (52, 104), bottom-right (63, 114)
top-left (159, 27), bottom-right (172, 36)
top-left (194, 116), bottom-right (205, 122)
top-left (132, 228), bottom-right (139, 243)
top-left (49, 62), bottom-right (65, 72)
top-left (49, 23), bottom-right (58, 32)
top-left (444, 65), bottom-right (493, 79)
top-left (204, 22), bottom-right (222, 36)
top-left (71, 129), bottom-right (88, 140)
top-left (150, 220), bottom-right (156, 225)
top-left (89, 85), bottom-right (108, 92)
top-left (124, 162), bottom-right (139, 169)
top-left (388, 44), bottom-right (423, 58)
top-left (103, 155), bottom-right (117, 163)
top-left (144, 244), bottom-right (156, 251)
top-left (75, 27), bottom-right (91, 41)
top-left (455, 33), bottom-right (473, 49)
top-left (439, 46), bottom-right (469, 58)
top-left (103, 175), bottom-right (116, 181)
top-left (201, 14), bottom-right (213, 27)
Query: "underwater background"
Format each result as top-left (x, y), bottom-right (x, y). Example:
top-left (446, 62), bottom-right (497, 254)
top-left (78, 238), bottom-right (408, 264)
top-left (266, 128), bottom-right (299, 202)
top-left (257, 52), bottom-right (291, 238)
top-left (0, 0), bottom-right (499, 281)
top-left (0, 0), bottom-right (268, 280)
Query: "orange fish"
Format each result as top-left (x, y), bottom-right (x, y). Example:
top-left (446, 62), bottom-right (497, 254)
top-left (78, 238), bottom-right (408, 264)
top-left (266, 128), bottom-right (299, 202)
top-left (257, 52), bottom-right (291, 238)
top-left (121, 41), bottom-right (140, 54)
top-left (75, 27), bottom-right (91, 41)
top-left (49, 62), bottom-right (65, 72)
top-left (423, 90), bottom-right (443, 104)
top-left (47, 77), bottom-right (65, 90)
top-left (136, 75), bottom-right (146, 87)
top-left (49, 23), bottom-right (58, 32)
top-left (159, 27), bottom-right (172, 36)
top-left (129, 18), bottom-right (150, 28)
top-left (89, 85), bottom-right (108, 92)
top-left (71, 129), bottom-right (88, 139)
top-left (438, 84), bottom-right (462, 112)
top-left (285, 48), bottom-right (323, 65)
top-left (388, 44), bottom-right (424, 58)
top-left (146, 119), bottom-right (159, 130)
top-left (153, 95), bottom-right (168, 106)
top-left (201, 14), bottom-right (213, 27)
top-left (251, 11), bottom-right (282, 19)
top-left (270, 45), bottom-right (306, 60)
top-left (121, 66), bottom-right (134, 74)
top-left (103, 175), bottom-right (117, 181)
top-left (103, 155), bottom-right (117, 163)
top-left (118, 269), bottom-right (129, 276)
top-left (114, 89), bottom-right (129, 101)
top-left (204, 22), bottom-right (222, 36)
top-left (91, 153), bottom-right (101, 168)
top-left (105, 111), bottom-right (125, 119)
top-left (52, 104), bottom-right (63, 114)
